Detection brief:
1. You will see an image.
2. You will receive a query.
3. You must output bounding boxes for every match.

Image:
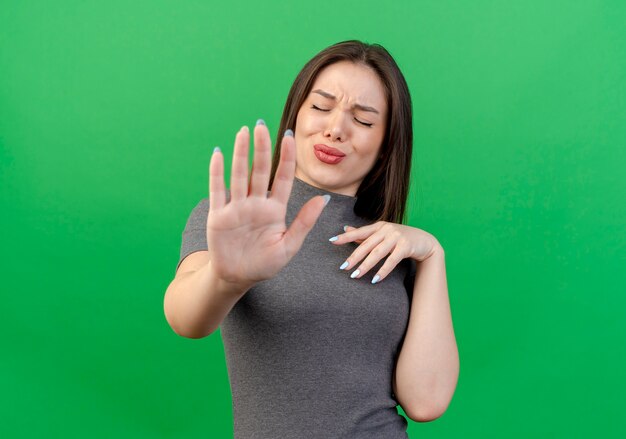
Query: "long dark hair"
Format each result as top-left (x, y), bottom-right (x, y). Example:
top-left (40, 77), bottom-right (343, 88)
top-left (268, 40), bottom-right (413, 224)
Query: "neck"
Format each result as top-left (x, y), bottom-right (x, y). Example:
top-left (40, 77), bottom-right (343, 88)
top-left (293, 172), bottom-right (359, 198)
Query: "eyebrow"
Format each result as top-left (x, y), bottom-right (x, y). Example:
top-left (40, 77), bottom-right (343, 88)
top-left (311, 89), bottom-right (380, 114)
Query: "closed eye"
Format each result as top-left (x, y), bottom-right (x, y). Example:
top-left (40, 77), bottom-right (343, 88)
top-left (311, 104), bottom-right (329, 112)
top-left (311, 105), bottom-right (373, 128)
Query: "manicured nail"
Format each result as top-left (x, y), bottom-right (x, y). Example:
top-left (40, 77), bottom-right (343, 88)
top-left (339, 261), bottom-right (349, 270)
top-left (284, 129), bottom-right (293, 137)
top-left (343, 225), bottom-right (349, 232)
top-left (329, 236), bottom-right (338, 242)
top-left (256, 119), bottom-right (265, 126)
top-left (372, 275), bottom-right (380, 284)
top-left (350, 269), bottom-right (360, 279)
top-left (213, 146), bottom-right (221, 154)
top-left (322, 194), bottom-right (331, 206)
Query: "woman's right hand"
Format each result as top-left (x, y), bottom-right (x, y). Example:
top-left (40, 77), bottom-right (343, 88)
top-left (206, 121), bottom-right (329, 291)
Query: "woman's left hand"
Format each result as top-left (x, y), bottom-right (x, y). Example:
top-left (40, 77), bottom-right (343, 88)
top-left (329, 222), bottom-right (441, 284)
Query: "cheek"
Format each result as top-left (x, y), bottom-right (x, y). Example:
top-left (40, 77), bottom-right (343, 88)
top-left (297, 111), bottom-right (325, 134)
top-left (294, 115), bottom-right (309, 157)
top-left (355, 130), bottom-right (384, 157)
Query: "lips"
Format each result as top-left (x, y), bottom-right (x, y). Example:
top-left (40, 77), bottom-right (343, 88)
top-left (313, 144), bottom-right (345, 165)
top-left (314, 144), bottom-right (346, 157)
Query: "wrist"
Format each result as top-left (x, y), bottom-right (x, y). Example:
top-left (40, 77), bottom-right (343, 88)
top-left (431, 240), bottom-right (444, 257)
top-left (199, 261), bottom-right (254, 298)
top-left (421, 237), bottom-right (444, 261)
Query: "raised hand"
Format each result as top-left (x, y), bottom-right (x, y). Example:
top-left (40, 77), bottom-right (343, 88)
top-left (206, 121), bottom-right (329, 290)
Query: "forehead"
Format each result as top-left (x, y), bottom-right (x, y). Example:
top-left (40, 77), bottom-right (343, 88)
top-left (310, 61), bottom-right (387, 110)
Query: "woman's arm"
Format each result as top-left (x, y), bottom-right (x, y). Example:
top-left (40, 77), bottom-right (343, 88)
top-left (165, 123), bottom-right (329, 339)
top-left (393, 244), bottom-right (459, 422)
top-left (164, 252), bottom-right (253, 339)
top-left (330, 222), bottom-right (459, 422)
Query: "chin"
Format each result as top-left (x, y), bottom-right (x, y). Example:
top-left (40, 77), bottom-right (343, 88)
top-left (307, 167), bottom-right (341, 186)
top-left (312, 172), bottom-right (359, 196)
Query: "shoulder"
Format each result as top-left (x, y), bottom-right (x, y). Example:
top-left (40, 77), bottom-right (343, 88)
top-left (182, 197), bottom-right (209, 231)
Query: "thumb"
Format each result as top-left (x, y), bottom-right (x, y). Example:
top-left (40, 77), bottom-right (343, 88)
top-left (283, 195), bottom-right (329, 258)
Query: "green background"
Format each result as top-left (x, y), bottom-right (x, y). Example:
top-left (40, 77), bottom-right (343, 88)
top-left (1, 0), bottom-right (624, 437)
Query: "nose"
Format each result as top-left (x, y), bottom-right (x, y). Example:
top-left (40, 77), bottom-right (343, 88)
top-left (323, 111), bottom-right (348, 143)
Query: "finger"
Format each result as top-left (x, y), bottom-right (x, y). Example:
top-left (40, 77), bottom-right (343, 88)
top-left (330, 222), bottom-right (382, 245)
top-left (270, 130), bottom-right (296, 205)
top-left (230, 126), bottom-right (250, 201)
top-left (369, 246), bottom-right (408, 284)
top-left (343, 225), bottom-right (364, 244)
top-left (338, 232), bottom-right (386, 272)
top-left (349, 238), bottom-right (397, 279)
top-left (209, 146), bottom-right (226, 211)
top-left (249, 120), bottom-right (272, 197)
top-left (283, 195), bottom-right (329, 259)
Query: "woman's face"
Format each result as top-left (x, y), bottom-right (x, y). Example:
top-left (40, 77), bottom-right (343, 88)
top-left (294, 61), bottom-right (388, 196)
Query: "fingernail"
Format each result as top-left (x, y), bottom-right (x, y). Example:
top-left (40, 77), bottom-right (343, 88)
top-left (329, 236), bottom-right (338, 242)
top-left (339, 261), bottom-right (349, 270)
top-left (241, 125), bottom-right (249, 133)
top-left (372, 275), bottom-right (380, 284)
top-left (350, 269), bottom-right (360, 279)
top-left (322, 194), bottom-right (331, 206)
top-left (256, 119), bottom-right (265, 126)
top-left (343, 225), bottom-right (349, 232)
top-left (284, 129), bottom-right (293, 137)
top-left (213, 146), bottom-right (221, 154)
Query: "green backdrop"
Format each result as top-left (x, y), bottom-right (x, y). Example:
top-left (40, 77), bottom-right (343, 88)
top-left (1, 0), bottom-right (624, 437)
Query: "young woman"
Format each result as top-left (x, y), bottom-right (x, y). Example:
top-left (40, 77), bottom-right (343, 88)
top-left (164, 40), bottom-right (459, 438)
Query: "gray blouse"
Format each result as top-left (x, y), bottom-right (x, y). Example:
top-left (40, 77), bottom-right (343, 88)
top-left (178, 177), bottom-right (416, 438)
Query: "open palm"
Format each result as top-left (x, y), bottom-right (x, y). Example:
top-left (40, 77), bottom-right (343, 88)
top-left (206, 122), bottom-right (328, 287)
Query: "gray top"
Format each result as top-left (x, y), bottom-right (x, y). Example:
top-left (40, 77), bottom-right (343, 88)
top-left (178, 177), bottom-right (416, 439)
